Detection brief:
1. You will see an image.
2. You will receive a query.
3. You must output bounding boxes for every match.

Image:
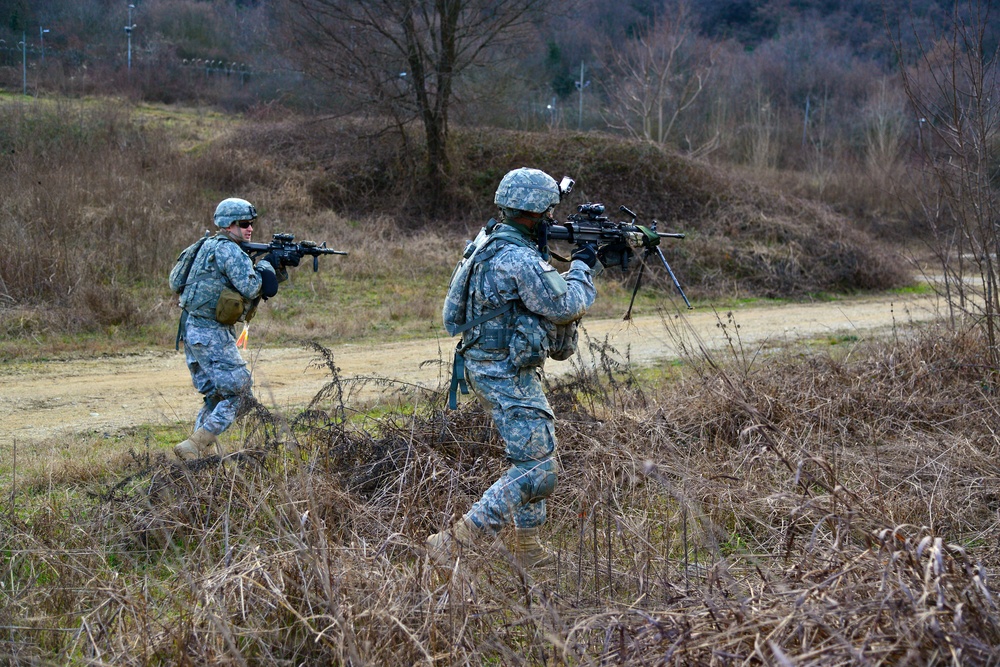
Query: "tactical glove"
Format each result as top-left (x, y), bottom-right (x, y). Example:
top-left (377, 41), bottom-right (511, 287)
top-left (263, 252), bottom-right (283, 270)
top-left (571, 243), bottom-right (599, 269)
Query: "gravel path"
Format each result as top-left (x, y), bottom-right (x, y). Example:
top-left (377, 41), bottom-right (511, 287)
top-left (0, 293), bottom-right (942, 445)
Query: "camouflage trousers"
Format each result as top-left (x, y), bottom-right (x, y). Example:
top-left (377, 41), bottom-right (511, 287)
top-left (183, 322), bottom-right (251, 436)
top-left (463, 359), bottom-right (558, 532)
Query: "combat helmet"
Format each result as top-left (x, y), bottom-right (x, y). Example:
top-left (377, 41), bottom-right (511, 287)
top-left (213, 197), bottom-right (258, 228)
top-left (494, 168), bottom-right (561, 214)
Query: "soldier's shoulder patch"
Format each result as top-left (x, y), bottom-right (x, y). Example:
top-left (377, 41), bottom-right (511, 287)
top-left (538, 260), bottom-right (556, 273)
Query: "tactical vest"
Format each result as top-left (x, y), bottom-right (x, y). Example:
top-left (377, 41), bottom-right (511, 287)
top-left (443, 221), bottom-right (536, 347)
top-left (444, 221), bottom-right (543, 407)
top-left (171, 234), bottom-right (252, 349)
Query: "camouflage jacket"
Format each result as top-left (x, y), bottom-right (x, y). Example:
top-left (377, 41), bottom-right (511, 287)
top-left (169, 234), bottom-right (271, 329)
top-left (458, 222), bottom-right (596, 365)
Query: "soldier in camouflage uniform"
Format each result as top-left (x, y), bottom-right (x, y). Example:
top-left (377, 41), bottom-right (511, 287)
top-left (428, 168), bottom-right (602, 569)
top-left (168, 198), bottom-right (284, 460)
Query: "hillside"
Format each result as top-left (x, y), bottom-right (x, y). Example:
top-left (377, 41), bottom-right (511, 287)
top-left (224, 118), bottom-right (912, 299)
top-left (0, 99), bottom-right (912, 360)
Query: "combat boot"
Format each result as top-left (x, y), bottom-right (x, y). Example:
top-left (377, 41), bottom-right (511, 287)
top-left (515, 527), bottom-right (557, 568)
top-left (173, 428), bottom-right (219, 461)
top-left (426, 517), bottom-right (479, 567)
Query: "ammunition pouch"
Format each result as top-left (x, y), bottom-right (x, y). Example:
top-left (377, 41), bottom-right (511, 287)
top-left (477, 324), bottom-right (510, 352)
top-left (509, 313), bottom-right (547, 368)
top-left (548, 321), bottom-right (579, 361)
top-left (215, 288), bottom-right (247, 326)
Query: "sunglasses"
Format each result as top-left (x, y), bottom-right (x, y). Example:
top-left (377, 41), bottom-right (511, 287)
top-left (237, 220), bottom-right (254, 229)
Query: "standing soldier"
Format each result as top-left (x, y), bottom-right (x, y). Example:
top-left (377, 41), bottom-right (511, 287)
top-left (168, 197), bottom-right (285, 461)
top-left (428, 167), bottom-right (602, 569)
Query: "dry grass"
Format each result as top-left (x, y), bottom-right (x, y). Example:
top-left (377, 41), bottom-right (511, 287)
top-left (0, 97), bottom-right (206, 333)
top-left (0, 96), bottom-right (971, 664)
top-left (0, 99), bottom-right (913, 361)
top-left (3, 319), bottom-right (998, 664)
top-left (219, 115), bottom-right (913, 301)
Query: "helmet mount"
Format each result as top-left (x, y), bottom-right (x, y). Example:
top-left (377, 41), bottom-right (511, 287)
top-left (494, 168), bottom-right (561, 215)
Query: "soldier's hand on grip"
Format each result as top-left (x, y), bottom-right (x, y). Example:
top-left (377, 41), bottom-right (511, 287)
top-left (263, 252), bottom-right (283, 270)
top-left (571, 243), bottom-right (600, 269)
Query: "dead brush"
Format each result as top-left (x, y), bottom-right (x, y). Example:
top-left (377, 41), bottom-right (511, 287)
top-left (4, 322), bottom-right (1000, 664)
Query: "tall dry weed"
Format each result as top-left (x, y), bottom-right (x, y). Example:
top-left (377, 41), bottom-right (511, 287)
top-left (3, 321), bottom-right (998, 664)
top-left (0, 99), bottom-right (198, 330)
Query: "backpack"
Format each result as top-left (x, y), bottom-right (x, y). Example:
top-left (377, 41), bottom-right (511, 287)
top-left (442, 227), bottom-right (489, 336)
top-left (168, 232), bottom-right (211, 295)
top-left (442, 221), bottom-right (538, 338)
top-left (170, 232), bottom-right (212, 350)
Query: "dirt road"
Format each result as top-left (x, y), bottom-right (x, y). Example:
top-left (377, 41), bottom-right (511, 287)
top-left (0, 293), bottom-right (943, 445)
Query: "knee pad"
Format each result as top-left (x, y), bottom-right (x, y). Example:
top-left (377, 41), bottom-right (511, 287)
top-left (509, 457), bottom-right (559, 504)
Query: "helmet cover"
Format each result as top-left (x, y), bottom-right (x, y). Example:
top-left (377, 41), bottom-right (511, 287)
top-left (494, 168), bottom-right (560, 214)
top-left (213, 197), bottom-right (258, 228)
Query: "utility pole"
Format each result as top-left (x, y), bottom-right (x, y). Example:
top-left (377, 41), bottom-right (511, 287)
top-left (18, 32), bottom-right (26, 95)
top-left (39, 27), bottom-right (49, 63)
top-left (802, 94), bottom-right (810, 149)
top-left (125, 4), bottom-right (136, 73)
top-left (575, 61), bottom-right (590, 130)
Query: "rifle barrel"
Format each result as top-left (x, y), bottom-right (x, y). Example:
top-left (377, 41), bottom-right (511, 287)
top-left (545, 224), bottom-right (579, 241)
top-left (239, 241), bottom-right (347, 255)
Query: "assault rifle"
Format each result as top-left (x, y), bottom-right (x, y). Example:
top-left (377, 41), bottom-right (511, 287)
top-left (241, 233), bottom-right (347, 272)
top-left (543, 202), bottom-right (692, 312)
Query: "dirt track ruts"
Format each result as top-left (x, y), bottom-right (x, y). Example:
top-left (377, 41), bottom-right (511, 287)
top-left (0, 293), bottom-right (942, 445)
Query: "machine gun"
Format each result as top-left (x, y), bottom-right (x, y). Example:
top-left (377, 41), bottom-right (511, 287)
top-left (543, 202), bottom-right (692, 313)
top-left (241, 233), bottom-right (347, 272)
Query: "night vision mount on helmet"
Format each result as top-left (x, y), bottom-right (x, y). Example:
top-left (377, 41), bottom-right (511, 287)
top-left (494, 167), bottom-right (563, 214)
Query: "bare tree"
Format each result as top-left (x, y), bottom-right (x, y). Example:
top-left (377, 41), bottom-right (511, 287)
top-left (278, 0), bottom-right (548, 206)
top-left (861, 76), bottom-right (907, 208)
top-left (601, 2), bottom-right (714, 151)
top-left (891, 0), bottom-right (1000, 375)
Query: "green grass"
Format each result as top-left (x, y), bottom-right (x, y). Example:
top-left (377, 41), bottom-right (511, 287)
top-left (891, 281), bottom-right (935, 295)
top-left (0, 424), bottom-right (185, 495)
